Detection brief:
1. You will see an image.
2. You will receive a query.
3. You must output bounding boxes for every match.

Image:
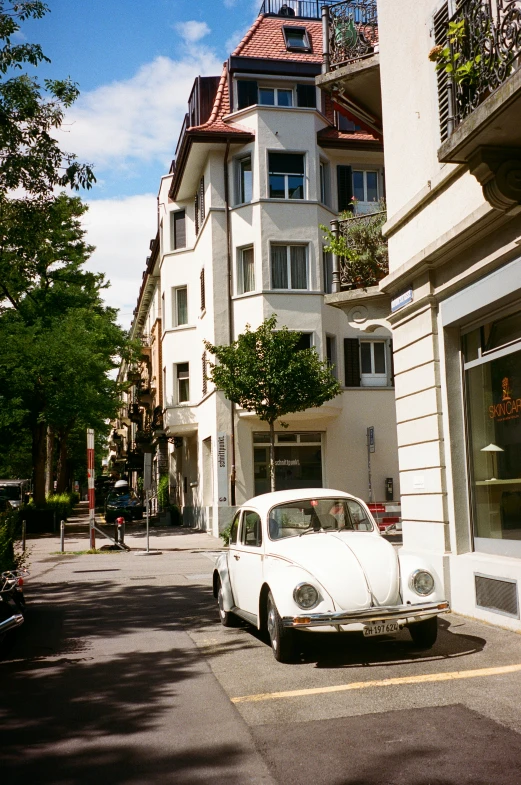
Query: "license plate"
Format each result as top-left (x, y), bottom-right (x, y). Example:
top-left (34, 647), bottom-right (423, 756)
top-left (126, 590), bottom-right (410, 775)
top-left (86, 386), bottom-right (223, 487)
top-left (362, 621), bottom-right (399, 637)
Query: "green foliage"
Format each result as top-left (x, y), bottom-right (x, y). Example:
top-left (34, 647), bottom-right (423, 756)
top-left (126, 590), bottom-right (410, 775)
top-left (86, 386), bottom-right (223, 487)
top-left (157, 474), bottom-right (170, 511)
top-left (0, 2), bottom-right (95, 197)
top-left (321, 205), bottom-right (388, 289)
top-left (428, 19), bottom-right (484, 87)
top-left (220, 522), bottom-right (232, 546)
top-left (0, 509), bottom-right (18, 571)
top-left (205, 316), bottom-right (341, 426)
top-left (44, 492), bottom-right (76, 520)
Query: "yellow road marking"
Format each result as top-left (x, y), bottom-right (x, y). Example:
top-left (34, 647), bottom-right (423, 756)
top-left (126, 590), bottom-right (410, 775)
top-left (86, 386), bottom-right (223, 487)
top-left (231, 663), bottom-right (521, 704)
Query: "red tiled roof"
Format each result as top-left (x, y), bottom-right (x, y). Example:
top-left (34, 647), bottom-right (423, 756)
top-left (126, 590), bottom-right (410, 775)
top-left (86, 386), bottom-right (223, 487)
top-left (188, 65), bottom-right (251, 135)
top-left (232, 14), bottom-right (323, 63)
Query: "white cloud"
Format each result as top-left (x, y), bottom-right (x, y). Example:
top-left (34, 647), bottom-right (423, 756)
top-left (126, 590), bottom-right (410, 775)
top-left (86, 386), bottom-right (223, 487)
top-left (175, 20), bottom-right (211, 43)
top-left (83, 194), bottom-right (158, 327)
top-left (58, 49), bottom-right (223, 171)
top-left (225, 25), bottom-right (250, 54)
top-left (223, 0), bottom-right (239, 7)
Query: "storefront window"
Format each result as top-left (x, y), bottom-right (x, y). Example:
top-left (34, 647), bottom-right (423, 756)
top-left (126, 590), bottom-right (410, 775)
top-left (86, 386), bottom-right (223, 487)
top-left (253, 432), bottom-right (323, 496)
top-left (464, 310), bottom-right (521, 552)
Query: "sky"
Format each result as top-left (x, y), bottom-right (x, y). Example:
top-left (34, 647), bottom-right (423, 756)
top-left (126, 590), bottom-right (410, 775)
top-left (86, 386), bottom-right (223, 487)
top-left (19, 0), bottom-right (262, 327)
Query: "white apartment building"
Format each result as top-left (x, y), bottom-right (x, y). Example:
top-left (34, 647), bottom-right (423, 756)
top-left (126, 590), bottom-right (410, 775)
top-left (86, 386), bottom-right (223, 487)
top-left (122, 1), bottom-right (400, 536)
top-left (319, 0), bottom-right (521, 629)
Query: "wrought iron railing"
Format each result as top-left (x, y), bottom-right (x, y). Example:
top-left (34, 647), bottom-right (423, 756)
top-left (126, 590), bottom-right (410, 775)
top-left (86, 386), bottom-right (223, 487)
top-left (259, 0), bottom-right (325, 18)
top-left (441, 0), bottom-right (521, 133)
top-left (334, 209), bottom-right (387, 289)
top-left (325, 0), bottom-right (378, 69)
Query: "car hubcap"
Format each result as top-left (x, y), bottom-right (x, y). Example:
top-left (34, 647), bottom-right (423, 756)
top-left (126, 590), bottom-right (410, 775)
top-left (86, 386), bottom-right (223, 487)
top-left (218, 588), bottom-right (226, 619)
top-left (267, 602), bottom-right (278, 651)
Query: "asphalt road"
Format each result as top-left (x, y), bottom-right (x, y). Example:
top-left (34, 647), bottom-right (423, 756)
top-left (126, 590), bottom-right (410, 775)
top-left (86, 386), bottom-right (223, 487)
top-left (2, 526), bottom-right (521, 785)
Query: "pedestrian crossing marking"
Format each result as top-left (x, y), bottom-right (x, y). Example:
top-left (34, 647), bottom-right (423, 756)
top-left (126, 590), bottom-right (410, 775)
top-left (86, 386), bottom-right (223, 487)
top-left (231, 662), bottom-right (521, 703)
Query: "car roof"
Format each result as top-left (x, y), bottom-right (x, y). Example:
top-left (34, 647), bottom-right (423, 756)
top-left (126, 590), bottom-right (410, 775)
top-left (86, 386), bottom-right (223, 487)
top-left (242, 488), bottom-right (360, 514)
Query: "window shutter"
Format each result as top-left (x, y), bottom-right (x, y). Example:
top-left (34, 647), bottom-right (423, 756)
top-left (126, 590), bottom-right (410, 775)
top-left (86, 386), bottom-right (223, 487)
top-left (173, 210), bottom-right (186, 250)
top-left (237, 80), bottom-right (258, 110)
top-left (433, 2), bottom-right (450, 142)
top-left (344, 338), bottom-right (360, 386)
top-left (337, 165), bottom-right (353, 213)
top-left (194, 193), bottom-right (199, 235)
top-left (202, 351), bottom-right (207, 396)
top-left (296, 83), bottom-right (316, 108)
top-left (200, 268), bottom-right (206, 311)
top-left (389, 339), bottom-right (394, 386)
top-left (199, 177), bottom-right (205, 225)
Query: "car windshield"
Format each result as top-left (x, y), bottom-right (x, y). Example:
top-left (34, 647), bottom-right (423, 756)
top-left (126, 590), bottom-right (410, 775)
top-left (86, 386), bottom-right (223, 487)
top-left (107, 488), bottom-right (138, 504)
top-left (0, 485), bottom-right (22, 501)
top-left (268, 497), bottom-right (374, 540)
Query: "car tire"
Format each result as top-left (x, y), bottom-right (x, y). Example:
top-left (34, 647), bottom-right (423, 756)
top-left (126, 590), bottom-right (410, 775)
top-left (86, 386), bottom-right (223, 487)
top-left (408, 616), bottom-right (438, 648)
top-left (217, 583), bottom-right (238, 627)
top-left (266, 591), bottom-right (294, 663)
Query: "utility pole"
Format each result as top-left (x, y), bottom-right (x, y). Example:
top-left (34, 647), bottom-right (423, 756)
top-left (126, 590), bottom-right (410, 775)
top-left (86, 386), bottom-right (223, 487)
top-left (87, 428), bottom-right (95, 549)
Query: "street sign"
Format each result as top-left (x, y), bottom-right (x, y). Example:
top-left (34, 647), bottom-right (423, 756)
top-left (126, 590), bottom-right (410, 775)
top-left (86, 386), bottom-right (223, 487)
top-left (217, 432), bottom-right (228, 506)
top-left (367, 426), bottom-right (375, 453)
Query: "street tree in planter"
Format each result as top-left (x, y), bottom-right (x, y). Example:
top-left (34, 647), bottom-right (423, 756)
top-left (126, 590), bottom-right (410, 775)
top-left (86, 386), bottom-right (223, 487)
top-left (204, 316), bottom-right (341, 493)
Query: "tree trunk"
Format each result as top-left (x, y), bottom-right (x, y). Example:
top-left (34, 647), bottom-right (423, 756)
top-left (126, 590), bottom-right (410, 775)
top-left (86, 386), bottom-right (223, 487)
top-left (269, 420), bottom-right (276, 493)
top-left (32, 421), bottom-right (47, 505)
top-left (45, 425), bottom-right (54, 497)
top-left (56, 429), bottom-right (70, 494)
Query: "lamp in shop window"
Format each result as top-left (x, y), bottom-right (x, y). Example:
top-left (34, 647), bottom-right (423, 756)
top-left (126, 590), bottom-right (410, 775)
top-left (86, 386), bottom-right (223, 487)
top-left (480, 443), bottom-right (504, 480)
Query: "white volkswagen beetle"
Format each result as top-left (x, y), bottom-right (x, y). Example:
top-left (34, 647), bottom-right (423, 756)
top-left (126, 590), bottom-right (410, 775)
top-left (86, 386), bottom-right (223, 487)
top-left (213, 489), bottom-right (450, 662)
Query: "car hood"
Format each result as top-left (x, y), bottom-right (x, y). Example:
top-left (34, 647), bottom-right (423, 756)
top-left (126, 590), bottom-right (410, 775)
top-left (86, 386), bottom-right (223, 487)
top-left (268, 532), bottom-right (400, 610)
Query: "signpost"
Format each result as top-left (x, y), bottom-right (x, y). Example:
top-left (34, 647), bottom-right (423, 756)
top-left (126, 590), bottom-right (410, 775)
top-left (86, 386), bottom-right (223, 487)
top-left (136, 452), bottom-right (161, 556)
top-left (217, 432), bottom-right (228, 506)
top-left (367, 426), bottom-right (375, 504)
top-left (87, 428), bottom-right (95, 549)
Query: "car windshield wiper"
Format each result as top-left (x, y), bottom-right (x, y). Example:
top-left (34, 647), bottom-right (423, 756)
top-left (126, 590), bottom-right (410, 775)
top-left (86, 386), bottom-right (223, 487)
top-left (299, 526), bottom-right (323, 536)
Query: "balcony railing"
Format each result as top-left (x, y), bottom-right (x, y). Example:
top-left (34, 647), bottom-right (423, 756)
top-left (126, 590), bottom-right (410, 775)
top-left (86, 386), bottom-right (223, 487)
top-left (324, 0), bottom-right (378, 70)
top-left (331, 209), bottom-right (387, 290)
top-left (439, 0), bottom-right (521, 135)
top-left (259, 0), bottom-right (325, 18)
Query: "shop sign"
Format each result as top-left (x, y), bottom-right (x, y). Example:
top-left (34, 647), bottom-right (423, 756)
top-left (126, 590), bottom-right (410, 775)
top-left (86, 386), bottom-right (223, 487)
top-left (217, 432), bottom-right (228, 505)
top-left (489, 377), bottom-right (521, 423)
top-left (275, 459), bottom-right (300, 466)
top-left (391, 288), bottom-right (413, 313)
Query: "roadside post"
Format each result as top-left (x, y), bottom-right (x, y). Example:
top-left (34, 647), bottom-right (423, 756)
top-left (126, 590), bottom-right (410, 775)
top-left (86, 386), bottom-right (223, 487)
top-left (367, 426), bottom-right (375, 504)
top-left (136, 453), bottom-right (161, 556)
top-left (87, 428), bottom-right (96, 549)
top-left (21, 520), bottom-right (26, 553)
top-left (60, 520), bottom-right (65, 553)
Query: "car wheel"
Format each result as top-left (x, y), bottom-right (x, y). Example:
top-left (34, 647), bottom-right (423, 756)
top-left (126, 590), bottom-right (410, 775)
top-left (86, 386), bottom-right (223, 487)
top-left (266, 591), bottom-right (294, 663)
top-left (408, 616), bottom-right (438, 648)
top-left (217, 583), bottom-right (238, 627)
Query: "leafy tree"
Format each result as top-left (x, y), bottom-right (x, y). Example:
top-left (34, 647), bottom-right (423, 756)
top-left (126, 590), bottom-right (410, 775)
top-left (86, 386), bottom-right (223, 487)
top-left (0, 1), bottom-right (94, 198)
top-left (205, 316), bottom-right (340, 492)
top-left (321, 203), bottom-right (388, 289)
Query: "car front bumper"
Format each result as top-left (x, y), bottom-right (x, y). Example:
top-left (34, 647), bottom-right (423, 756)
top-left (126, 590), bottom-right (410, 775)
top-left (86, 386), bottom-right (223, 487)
top-left (282, 600), bottom-right (450, 628)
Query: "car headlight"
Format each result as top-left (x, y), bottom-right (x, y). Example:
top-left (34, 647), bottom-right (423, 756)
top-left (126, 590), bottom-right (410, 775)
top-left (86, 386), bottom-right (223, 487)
top-left (410, 569), bottom-right (435, 596)
top-left (293, 582), bottom-right (320, 610)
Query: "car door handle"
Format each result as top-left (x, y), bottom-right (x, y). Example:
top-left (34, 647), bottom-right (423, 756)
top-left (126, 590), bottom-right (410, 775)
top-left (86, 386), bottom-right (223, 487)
top-left (233, 554), bottom-right (240, 560)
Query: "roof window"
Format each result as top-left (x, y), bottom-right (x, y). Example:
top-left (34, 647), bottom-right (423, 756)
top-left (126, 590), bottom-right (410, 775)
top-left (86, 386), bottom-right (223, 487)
top-left (283, 26), bottom-right (311, 52)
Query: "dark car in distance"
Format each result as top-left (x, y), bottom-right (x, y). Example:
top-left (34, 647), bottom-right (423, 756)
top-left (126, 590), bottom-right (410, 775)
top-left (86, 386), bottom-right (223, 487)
top-left (105, 484), bottom-right (144, 523)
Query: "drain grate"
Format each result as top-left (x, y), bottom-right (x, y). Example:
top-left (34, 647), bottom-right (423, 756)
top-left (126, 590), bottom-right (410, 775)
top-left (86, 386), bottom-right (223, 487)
top-left (475, 573), bottom-right (519, 618)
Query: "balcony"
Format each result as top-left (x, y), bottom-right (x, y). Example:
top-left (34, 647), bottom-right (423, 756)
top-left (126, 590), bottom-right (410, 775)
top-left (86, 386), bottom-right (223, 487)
top-left (316, 0), bottom-right (381, 127)
top-left (327, 208), bottom-right (388, 292)
top-left (435, 0), bottom-right (521, 210)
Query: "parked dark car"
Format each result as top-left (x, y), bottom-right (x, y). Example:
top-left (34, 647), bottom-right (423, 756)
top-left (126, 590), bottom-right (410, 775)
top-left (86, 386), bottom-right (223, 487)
top-left (105, 484), bottom-right (144, 523)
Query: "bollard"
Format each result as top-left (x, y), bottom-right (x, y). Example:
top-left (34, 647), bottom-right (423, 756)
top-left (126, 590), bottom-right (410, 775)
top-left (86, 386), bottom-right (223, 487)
top-left (21, 520), bottom-right (26, 553)
top-left (116, 516), bottom-right (125, 547)
top-left (60, 520), bottom-right (65, 553)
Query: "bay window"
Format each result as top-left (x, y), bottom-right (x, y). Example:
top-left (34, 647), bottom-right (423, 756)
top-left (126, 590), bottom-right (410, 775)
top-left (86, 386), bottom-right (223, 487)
top-left (268, 152), bottom-right (305, 200)
top-left (271, 245), bottom-right (307, 290)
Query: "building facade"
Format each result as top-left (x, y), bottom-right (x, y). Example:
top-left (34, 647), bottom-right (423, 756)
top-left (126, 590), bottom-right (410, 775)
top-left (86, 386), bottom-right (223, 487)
top-left (119, 1), bottom-right (400, 536)
top-left (320, 0), bottom-right (521, 630)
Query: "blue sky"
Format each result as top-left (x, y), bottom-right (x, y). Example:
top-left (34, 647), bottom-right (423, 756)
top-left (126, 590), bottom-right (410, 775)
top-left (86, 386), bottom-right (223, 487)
top-left (19, 0), bottom-right (261, 324)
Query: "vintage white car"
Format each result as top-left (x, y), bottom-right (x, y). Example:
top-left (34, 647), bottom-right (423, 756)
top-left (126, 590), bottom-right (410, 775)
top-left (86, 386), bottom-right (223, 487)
top-left (213, 489), bottom-right (450, 662)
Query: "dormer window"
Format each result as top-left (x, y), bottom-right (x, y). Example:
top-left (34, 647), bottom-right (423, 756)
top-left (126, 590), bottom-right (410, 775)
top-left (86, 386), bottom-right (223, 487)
top-left (283, 26), bottom-right (311, 52)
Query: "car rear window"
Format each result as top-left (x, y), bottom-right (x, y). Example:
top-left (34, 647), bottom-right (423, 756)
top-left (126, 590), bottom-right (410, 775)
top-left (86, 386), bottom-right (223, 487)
top-left (268, 498), bottom-right (373, 540)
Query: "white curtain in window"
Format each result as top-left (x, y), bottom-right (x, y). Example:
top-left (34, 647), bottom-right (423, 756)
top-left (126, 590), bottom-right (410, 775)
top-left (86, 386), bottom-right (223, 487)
top-left (290, 246), bottom-right (307, 289)
top-left (242, 248), bottom-right (254, 293)
top-left (271, 246), bottom-right (288, 288)
top-left (176, 287), bottom-right (188, 325)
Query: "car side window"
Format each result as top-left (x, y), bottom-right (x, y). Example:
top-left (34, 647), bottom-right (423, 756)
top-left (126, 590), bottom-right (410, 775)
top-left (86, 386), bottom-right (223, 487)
top-left (346, 500), bottom-right (373, 531)
top-left (229, 512), bottom-right (241, 545)
top-left (241, 511), bottom-right (262, 547)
